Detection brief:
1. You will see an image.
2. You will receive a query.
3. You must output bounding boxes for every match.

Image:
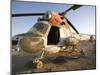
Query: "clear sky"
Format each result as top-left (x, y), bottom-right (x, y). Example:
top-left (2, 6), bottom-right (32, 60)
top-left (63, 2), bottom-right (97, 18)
top-left (12, 0), bottom-right (96, 36)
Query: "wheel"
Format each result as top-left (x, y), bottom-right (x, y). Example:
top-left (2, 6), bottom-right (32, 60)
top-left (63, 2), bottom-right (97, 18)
top-left (36, 60), bottom-right (43, 69)
top-left (33, 59), bottom-right (44, 69)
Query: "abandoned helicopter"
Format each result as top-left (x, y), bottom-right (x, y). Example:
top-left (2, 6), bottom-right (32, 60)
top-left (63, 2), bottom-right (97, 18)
top-left (12, 5), bottom-right (84, 69)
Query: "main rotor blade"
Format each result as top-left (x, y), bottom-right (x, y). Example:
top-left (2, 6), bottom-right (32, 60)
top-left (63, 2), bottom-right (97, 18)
top-left (12, 5), bottom-right (82, 17)
top-left (65, 17), bottom-right (79, 34)
top-left (62, 5), bottom-right (82, 15)
top-left (12, 13), bottom-right (45, 17)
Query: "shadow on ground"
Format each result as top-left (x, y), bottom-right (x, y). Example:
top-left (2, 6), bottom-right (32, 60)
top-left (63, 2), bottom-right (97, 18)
top-left (11, 40), bottom-right (96, 75)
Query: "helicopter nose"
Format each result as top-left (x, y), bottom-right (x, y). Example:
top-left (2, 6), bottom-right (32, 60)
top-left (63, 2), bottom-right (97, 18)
top-left (20, 37), bottom-right (43, 53)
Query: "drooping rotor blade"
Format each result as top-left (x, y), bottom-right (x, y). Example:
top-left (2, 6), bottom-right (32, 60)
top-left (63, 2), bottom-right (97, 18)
top-left (62, 5), bottom-right (82, 15)
top-left (12, 5), bottom-right (82, 17)
top-left (12, 13), bottom-right (45, 17)
top-left (65, 17), bottom-right (79, 34)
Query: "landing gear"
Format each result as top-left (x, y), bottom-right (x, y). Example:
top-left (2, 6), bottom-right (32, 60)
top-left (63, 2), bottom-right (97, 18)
top-left (33, 50), bottom-right (45, 69)
top-left (33, 58), bottom-right (43, 69)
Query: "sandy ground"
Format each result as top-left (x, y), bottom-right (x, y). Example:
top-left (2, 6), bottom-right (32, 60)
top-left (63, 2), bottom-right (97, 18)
top-left (11, 40), bottom-right (96, 75)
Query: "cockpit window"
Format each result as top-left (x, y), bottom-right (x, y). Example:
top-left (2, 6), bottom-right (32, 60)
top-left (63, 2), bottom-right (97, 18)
top-left (28, 23), bottom-right (49, 35)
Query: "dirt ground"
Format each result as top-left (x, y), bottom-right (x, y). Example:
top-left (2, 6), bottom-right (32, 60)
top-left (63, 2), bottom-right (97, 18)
top-left (11, 40), bottom-right (96, 75)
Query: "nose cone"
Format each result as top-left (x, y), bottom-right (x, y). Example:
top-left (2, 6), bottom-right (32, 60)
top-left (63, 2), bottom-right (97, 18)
top-left (20, 37), bottom-right (44, 53)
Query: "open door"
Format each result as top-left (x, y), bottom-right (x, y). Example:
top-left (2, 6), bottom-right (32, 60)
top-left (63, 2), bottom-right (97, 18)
top-left (47, 26), bottom-right (60, 45)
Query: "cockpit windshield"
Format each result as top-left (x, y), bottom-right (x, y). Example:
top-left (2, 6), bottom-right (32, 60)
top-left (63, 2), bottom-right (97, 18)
top-left (28, 22), bottom-right (49, 35)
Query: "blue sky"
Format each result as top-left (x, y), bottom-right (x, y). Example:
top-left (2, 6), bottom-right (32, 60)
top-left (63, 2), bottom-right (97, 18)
top-left (12, 0), bottom-right (96, 36)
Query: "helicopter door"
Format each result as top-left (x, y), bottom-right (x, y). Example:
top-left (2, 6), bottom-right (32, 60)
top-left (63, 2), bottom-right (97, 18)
top-left (47, 26), bottom-right (60, 45)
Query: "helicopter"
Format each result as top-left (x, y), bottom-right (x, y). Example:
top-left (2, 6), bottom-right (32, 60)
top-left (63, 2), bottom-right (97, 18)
top-left (12, 5), bottom-right (86, 69)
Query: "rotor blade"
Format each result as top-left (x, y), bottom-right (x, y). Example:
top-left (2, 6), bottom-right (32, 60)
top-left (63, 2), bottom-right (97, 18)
top-left (12, 13), bottom-right (45, 17)
top-left (12, 5), bottom-right (82, 17)
top-left (62, 5), bottom-right (82, 15)
top-left (65, 17), bottom-right (79, 34)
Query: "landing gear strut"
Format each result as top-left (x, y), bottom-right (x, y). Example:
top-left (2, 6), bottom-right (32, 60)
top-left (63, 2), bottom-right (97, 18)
top-left (33, 50), bottom-right (45, 69)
